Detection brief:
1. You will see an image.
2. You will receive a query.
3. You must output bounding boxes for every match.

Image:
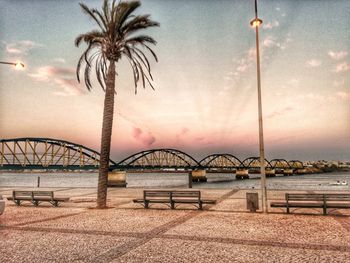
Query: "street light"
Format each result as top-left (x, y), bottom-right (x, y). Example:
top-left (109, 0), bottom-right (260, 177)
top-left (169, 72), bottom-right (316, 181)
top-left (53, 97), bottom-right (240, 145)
top-left (0, 61), bottom-right (25, 70)
top-left (250, 0), bottom-right (268, 213)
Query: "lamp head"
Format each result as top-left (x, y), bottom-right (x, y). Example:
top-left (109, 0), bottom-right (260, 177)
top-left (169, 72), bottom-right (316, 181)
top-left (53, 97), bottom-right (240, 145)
top-left (250, 18), bottom-right (263, 27)
top-left (14, 62), bottom-right (25, 70)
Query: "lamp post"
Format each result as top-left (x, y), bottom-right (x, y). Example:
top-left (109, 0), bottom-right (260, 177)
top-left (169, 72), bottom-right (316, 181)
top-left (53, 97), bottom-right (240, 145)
top-left (0, 61), bottom-right (25, 69)
top-left (250, 0), bottom-right (268, 213)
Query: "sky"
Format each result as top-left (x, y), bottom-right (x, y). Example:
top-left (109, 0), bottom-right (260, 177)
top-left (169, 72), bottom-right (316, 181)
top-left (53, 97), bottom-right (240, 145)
top-left (0, 0), bottom-right (349, 162)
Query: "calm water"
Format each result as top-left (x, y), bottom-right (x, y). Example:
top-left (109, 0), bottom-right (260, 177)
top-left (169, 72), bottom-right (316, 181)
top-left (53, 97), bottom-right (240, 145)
top-left (0, 171), bottom-right (349, 190)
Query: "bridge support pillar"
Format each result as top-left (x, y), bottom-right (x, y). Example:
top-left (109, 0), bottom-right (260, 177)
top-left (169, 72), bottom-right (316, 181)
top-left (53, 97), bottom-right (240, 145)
top-left (265, 169), bottom-right (276, 177)
top-left (283, 169), bottom-right (293, 176)
top-left (295, 168), bottom-right (307, 175)
top-left (236, 169), bottom-right (249, 179)
top-left (108, 171), bottom-right (127, 187)
top-left (191, 170), bottom-right (207, 182)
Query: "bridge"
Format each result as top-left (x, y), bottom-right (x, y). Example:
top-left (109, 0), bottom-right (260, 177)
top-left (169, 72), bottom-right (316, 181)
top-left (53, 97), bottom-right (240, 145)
top-left (0, 138), bottom-right (304, 172)
top-left (0, 138), bottom-right (117, 170)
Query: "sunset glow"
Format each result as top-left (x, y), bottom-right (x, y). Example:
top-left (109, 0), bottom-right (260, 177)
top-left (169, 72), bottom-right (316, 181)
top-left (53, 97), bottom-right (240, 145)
top-left (0, 0), bottom-right (349, 161)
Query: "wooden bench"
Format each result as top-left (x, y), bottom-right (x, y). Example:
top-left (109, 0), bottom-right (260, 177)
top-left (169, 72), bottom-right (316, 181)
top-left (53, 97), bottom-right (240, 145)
top-left (270, 193), bottom-right (350, 215)
top-left (8, 191), bottom-right (69, 207)
top-left (133, 190), bottom-right (216, 210)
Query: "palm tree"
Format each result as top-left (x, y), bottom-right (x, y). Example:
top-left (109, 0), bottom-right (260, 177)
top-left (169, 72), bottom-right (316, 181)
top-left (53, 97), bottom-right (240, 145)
top-left (75, 0), bottom-right (159, 208)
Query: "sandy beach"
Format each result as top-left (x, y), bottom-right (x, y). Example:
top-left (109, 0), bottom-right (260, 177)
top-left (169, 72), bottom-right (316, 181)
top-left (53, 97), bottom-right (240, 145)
top-left (1, 187), bottom-right (349, 263)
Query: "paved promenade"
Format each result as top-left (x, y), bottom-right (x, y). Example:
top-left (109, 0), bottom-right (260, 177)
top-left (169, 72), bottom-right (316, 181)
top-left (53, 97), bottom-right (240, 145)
top-left (1, 187), bottom-right (349, 262)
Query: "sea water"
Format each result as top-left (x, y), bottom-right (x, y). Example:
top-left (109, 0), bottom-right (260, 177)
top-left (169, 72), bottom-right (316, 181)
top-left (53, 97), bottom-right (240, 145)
top-left (0, 171), bottom-right (349, 191)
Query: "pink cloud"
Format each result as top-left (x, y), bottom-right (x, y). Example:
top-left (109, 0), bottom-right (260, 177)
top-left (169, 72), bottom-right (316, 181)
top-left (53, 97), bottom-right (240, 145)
top-left (28, 66), bottom-right (84, 96)
top-left (236, 58), bottom-right (250, 72)
top-left (333, 62), bottom-right (350, 73)
top-left (28, 66), bottom-right (75, 81)
top-left (181, 127), bottom-right (189, 134)
top-left (306, 59), bottom-right (321, 67)
top-left (5, 40), bottom-right (43, 55)
top-left (133, 127), bottom-right (143, 139)
top-left (263, 20), bottom-right (279, 29)
top-left (54, 78), bottom-right (85, 96)
top-left (336, 91), bottom-right (350, 100)
top-left (263, 36), bottom-right (276, 48)
top-left (266, 106), bottom-right (294, 120)
top-left (132, 127), bottom-right (156, 146)
top-left (175, 127), bottom-right (190, 141)
top-left (328, 50), bottom-right (348, 60)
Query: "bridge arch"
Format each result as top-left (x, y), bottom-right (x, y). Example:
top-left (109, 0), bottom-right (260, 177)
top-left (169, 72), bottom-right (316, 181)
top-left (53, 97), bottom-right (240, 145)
top-left (288, 160), bottom-right (304, 169)
top-left (241, 157), bottom-right (272, 169)
top-left (199, 154), bottom-right (242, 169)
top-left (117, 149), bottom-right (199, 169)
top-left (0, 138), bottom-right (117, 170)
top-left (270, 159), bottom-right (291, 169)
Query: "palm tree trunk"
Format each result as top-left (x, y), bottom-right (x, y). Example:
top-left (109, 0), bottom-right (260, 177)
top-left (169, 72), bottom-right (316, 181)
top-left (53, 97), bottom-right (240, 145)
top-left (97, 60), bottom-right (116, 208)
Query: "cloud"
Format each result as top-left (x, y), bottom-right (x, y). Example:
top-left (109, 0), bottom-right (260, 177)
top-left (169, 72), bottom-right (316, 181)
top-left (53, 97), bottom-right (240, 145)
top-left (53, 58), bottom-right (66, 63)
top-left (306, 59), bottom-right (322, 68)
top-left (28, 66), bottom-right (85, 96)
top-left (262, 35), bottom-right (287, 49)
top-left (266, 106), bottom-right (294, 120)
top-left (336, 91), bottom-right (350, 100)
top-left (297, 91), bottom-right (350, 103)
top-left (28, 66), bottom-right (75, 81)
top-left (4, 40), bottom-right (43, 55)
top-left (180, 127), bottom-right (189, 135)
top-left (225, 34), bottom-right (291, 87)
top-left (297, 93), bottom-right (326, 102)
top-left (247, 47), bottom-right (256, 60)
top-left (53, 78), bottom-right (85, 96)
top-left (236, 58), bottom-right (250, 72)
top-left (224, 48), bottom-right (256, 85)
top-left (132, 127), bottom-right (156, 146)
top-left (263, 36), bottom-right (276, 48)
top-left (175, 127), bottom-right (190, 141)
top-left (328, 50), bottom-right (348, 60)
top-left (263, 20), bottom-right (279, 29)
top-left (333, 62), bottom-right (350, 73)
top-left (133, 127), bottom-right (143, 138)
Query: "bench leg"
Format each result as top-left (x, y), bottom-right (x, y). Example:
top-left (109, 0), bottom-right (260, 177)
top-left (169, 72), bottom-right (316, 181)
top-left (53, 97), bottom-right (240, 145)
top-left (15, 200), bottom-right (21, 206)
top-left (33, 200), bottom-right (39, 207)
top-left (323, 206), bottom-right (327, 215)
top-left (171, 202), bottom-right (175, 210)
top-left (144, 201), bottom-right (149, 209)
top-left (199, 202), bottom-right (203, 210)
top-left (51, 201), bottom-right (59, 207)
top-left (287, 207), bottom-right (290, 214)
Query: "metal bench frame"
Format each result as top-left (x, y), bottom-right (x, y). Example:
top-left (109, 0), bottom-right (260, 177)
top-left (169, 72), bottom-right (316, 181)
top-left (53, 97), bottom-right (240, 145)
top-left (270, 193), bottom-right (350, 215)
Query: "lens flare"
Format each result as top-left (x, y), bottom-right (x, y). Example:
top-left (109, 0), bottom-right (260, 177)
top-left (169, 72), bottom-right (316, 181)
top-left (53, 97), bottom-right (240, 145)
top-left (14, 62), bottom-right (25, 70)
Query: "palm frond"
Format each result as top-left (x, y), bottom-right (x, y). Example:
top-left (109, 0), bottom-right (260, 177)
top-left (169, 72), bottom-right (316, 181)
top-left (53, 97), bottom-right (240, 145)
top-left (115, 1), bottom-right (141, 31)
top-left (121, 15), bottom-right (159, 36)
top-left (76, 0), bottom-right (159, 92)
top-left (79, 3), bottom-right (106, 31)
top-left (75, 30), bottom-right (104, 47)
